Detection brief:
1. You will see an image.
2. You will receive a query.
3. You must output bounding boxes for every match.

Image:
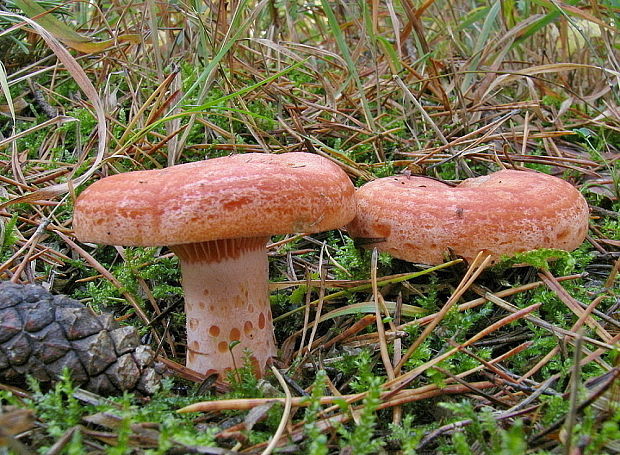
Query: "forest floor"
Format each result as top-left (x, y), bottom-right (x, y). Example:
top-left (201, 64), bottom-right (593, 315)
top-left (0, 1), bottom-right (618, 453)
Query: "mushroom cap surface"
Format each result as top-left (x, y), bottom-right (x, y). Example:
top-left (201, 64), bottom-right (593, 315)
top-left (73, 153), bottom-right (356, 246)
top-left (346, 170), bottom-right (589, 265)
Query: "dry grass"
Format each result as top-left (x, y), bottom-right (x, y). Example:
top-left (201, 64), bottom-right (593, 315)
top-left (0, 0), bottom-right (619, 453)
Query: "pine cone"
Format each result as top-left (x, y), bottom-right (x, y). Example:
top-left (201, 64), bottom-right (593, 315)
top-left (0, 281), bottom-right (163, 395)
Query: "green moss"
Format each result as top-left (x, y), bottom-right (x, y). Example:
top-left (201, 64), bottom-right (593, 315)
top-left (494, 248), bottom-right (582, 274)
top-left (302, 370), bottom-right (329, 455)
top-left (338, 375), bottom-right (385, 454)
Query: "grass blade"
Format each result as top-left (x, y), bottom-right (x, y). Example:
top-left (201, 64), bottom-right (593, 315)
top-left (320, 0), bottom-right (376, 130)
top-left (460, 0), bottom-right (501, 94)
top-left (0, 60), bottom-right (15, 129)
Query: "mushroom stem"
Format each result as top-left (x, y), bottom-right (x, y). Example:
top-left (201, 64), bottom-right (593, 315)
top-left (170, 237), bottom-right (275, 378)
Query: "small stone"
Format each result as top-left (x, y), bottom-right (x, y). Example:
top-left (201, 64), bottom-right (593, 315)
top-left (18, 300), bottom-right (54, 332)
top-left (72, 331), bottom-right (117, 375)
top-left (132, 345), bottom-right (155, 369)
top-left (0, 282), bottom-right (25, 309)
top-left (0, 307), bottom-right (22, 343)
top-left (105, 354), bottom-right (139, 391)
top-left (52, 295), bottom-right (83, 309)
top-left (109, 326), bottom-right (140, 355)
top-left (55, 307), bottom-right (102, 340)
top-left (97, 313), bottom-right (117, 331)
top-left (153, 362), bottom-right (167, 375)
top-left (2, 332), bottom-right (31, 366)
top-left (46, 351), bottom-right (88, 383)
top-left (257, 379), bottom-right (280, 398)
top-left (13, 357), bottom-right (51, 382)
top-left (137, 369), bottom-right (161, 395)
top-left (30, 322), bottom-right (71, 364)
top-left (22, 285), bottom-right (50, 303)
top-left (86, 374), bottom-right (117, 395)
top-left (0, 347), bottom-right (8, 370)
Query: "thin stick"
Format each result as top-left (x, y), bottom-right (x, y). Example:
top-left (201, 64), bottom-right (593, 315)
top-left (386, 303), bottom-right (542, 396)
top-left (393, 75), bottom-right (452, 151)
top-left (395, 252), bottom-right (491, 372)
top-left (540, 270), bottom-right (612, 342)
top-left (179, 340), bottom-right (529, 415)
top-left (563, 331), bottom-right (583, 455)
top-left (397, 273), bottom-right (585, 332)
top-left (274, 260), bottom-right (462, 323)
top-left (261, 366), bottom-right (292, 455)
top-left (307, 246), bottom-right (328, 352)
top-left (372, 248), bottom-right (395, 381)
top-left (520, 293), bottom-right (608, 381)
top-left (479, 288), bottom-right (614, 351)
top-left (604, 258), bottom-right (619, 289)
top-left (298, 272), bottom-right (313, 358)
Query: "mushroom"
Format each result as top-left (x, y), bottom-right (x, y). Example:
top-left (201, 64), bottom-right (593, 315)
top-left (73, 152), bottom-right (356, 377)
top-left (346, 170), bottom-right (589, 266)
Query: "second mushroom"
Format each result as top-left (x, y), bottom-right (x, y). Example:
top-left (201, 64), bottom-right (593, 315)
top-left (73, 152), bottom-right (356, 378)
top-left (346, 170), bottom-right (589, 266)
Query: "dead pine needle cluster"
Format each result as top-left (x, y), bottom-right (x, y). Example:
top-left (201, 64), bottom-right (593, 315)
top-left (0, 0), bottom-right (618, 453)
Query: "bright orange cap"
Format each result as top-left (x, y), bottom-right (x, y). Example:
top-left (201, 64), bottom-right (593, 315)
top-left (73, 152), bottom-right (356, 246)
top-left (346, 170), bottom-right (589, 265)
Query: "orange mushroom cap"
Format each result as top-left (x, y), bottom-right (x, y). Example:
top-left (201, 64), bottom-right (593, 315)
top-left (346, 170), bottom-right (589, 265)
top-left (73, 152), bottom-right (356, 246)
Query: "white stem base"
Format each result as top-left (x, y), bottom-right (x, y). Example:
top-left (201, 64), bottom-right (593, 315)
top-left (172, 238), bottom-right (275, 378)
